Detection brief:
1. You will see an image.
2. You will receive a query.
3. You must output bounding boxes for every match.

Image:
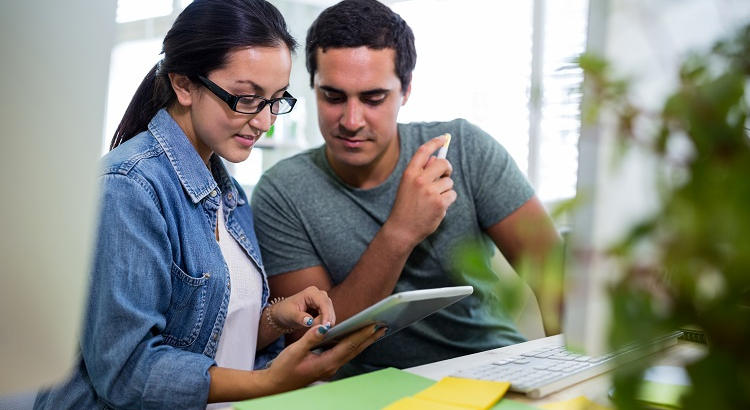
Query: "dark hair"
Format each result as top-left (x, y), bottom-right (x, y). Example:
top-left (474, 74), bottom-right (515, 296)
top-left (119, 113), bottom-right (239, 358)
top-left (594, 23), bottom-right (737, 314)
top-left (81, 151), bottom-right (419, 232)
top-left (305, 0), bottom-right (416, 94)
top-left (111, 0), bottom-right (296, 150)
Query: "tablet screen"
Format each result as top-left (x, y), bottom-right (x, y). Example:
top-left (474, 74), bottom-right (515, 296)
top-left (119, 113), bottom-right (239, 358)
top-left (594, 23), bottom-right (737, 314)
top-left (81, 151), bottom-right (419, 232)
top-left (315, 286), bottom-right (473, 348)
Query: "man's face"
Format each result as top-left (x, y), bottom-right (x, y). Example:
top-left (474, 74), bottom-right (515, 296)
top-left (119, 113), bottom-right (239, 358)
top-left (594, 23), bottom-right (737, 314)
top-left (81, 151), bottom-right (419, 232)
top-left (313, 47), bottom-right (410, 176)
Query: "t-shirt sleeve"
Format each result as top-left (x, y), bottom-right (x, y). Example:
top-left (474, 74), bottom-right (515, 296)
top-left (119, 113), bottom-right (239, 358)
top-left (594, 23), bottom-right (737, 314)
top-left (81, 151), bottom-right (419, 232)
top-left (457, 119), bottom-right (535, 229)
top-left (251, 172), bottom-right (323, 277)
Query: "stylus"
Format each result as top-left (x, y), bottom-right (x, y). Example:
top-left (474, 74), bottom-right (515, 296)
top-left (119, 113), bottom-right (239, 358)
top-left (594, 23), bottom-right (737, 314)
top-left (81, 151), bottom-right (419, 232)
top-left (437, 133), bottom-right (452, 159)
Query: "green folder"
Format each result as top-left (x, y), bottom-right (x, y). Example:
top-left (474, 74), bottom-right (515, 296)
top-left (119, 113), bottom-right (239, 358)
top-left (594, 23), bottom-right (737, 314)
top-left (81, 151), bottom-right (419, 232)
top-left (233, 367), bottom-right (538, 410)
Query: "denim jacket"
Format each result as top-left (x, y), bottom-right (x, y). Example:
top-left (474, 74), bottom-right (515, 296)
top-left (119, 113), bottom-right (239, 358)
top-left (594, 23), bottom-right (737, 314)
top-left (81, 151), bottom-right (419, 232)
top-left (35, 109), bottom-right (282, 409)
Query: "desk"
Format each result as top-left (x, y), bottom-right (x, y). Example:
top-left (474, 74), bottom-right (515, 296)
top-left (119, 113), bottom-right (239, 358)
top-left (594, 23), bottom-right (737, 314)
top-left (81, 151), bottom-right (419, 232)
top-left (404, 335), bottom-right (706, 407)
top-left (225, 335), bottom-right (705, 409)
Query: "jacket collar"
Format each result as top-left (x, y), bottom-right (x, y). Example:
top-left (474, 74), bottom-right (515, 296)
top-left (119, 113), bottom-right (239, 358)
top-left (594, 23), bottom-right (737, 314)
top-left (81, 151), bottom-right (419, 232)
top-left (148, 109), bottom-right (238, 208)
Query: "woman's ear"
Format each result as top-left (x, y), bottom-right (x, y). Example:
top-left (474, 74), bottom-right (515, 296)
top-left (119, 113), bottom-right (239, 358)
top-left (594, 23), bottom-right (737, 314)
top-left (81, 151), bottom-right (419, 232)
top-left (168, 73), bottom-right (195, 107)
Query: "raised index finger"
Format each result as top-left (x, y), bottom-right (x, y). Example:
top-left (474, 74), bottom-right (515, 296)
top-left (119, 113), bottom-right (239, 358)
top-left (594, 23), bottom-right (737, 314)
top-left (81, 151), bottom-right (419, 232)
top-left (407, 134), bottom-right (449, 170)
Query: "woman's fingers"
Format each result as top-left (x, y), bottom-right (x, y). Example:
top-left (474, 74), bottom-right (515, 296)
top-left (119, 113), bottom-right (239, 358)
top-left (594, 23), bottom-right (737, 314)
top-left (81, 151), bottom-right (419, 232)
top-left (289, 310), bottom-right (316, 328)
top-left (275, 286), bottom-right (335, 330)
top-left (273, 324), bottom-right (387, 389)
top-left (263, 325), bottom-right (331, 390)
top-left (289, 324), bottom-right (331, 356)
top-left (300, 286), bottom-right (335, 327)
top-left (323, 324), bottom-right (386, 362)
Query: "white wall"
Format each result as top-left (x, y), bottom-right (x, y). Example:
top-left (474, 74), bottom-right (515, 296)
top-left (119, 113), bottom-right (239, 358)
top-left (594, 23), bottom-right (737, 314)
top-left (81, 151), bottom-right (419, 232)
top-left (0, 0), bottom-right (116, 394)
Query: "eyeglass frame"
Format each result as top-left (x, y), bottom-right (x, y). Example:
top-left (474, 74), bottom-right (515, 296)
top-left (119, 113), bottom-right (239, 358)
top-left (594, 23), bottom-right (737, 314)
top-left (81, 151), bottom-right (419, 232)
top-left (196, 75), bottom-right (297, 115)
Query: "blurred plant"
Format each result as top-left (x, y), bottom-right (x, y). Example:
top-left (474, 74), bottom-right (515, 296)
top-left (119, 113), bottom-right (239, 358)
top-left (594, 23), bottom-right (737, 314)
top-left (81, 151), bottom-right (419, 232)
top-left (451, 200), bottom-right (570, 337)
top-left (579, 22), bottom-right (750, 410)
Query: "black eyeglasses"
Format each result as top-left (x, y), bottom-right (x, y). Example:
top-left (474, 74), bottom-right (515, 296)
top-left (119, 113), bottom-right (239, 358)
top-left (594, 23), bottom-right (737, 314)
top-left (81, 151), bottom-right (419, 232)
top-left (197, 75), bottom-right (297, 115)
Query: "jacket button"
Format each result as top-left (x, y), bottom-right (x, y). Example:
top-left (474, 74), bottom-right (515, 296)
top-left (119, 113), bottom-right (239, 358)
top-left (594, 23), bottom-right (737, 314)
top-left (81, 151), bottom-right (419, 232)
top-left (212, 333), bottom-right (218, 341)
top-left (210, 190), bottom-right (217, 197)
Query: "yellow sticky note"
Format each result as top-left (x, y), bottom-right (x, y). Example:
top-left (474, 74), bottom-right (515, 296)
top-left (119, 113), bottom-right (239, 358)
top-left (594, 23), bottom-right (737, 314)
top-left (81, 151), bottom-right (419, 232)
top-left (384, 396), bottom-right (474, 410)
top-left (414, 377), bottom-right (511, 410)
top-left (539, 395), bottom-right (612, 410)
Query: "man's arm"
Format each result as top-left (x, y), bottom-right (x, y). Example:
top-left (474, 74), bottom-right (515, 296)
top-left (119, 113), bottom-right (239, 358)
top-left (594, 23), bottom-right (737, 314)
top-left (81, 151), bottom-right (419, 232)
top-left (485, 195), bottom-right (564, 336)
top-left (269, 136), bottom-right (455, 331)
top-left (268, 220), bottom-right (413, 324)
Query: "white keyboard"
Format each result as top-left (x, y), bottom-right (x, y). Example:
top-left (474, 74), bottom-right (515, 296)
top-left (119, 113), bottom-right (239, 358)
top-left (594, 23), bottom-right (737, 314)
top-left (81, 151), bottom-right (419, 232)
top-left (451, 332), bottom-right (682, 399)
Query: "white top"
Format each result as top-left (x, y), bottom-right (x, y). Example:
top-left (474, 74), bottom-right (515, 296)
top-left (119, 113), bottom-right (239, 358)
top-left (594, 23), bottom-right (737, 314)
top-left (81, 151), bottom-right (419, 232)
top-left (208, 205), bottom-right (262, 409)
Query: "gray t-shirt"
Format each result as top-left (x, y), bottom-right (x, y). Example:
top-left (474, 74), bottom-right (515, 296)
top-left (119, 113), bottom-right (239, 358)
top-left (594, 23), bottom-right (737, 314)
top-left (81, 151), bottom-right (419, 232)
top-left (252, 119), bottom-right (534, 372)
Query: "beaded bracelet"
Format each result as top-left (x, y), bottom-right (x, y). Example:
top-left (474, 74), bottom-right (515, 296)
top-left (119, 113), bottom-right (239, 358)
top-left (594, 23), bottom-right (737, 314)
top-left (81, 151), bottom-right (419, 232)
top-left (266, 296), bottom-right (294, 334)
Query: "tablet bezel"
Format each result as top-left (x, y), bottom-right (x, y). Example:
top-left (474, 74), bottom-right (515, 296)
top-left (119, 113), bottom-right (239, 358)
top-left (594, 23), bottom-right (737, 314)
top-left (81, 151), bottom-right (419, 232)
top-left (315, 286), bottom-right (473, 348)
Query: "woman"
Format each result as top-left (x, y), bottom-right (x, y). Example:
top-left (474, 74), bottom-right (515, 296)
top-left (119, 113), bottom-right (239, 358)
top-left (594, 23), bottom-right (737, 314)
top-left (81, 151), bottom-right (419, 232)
top-left (34, 1), bottom-right (383, 408)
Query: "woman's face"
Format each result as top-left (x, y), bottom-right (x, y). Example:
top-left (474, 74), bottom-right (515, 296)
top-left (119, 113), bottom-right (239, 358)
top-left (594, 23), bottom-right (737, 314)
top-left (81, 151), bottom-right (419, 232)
top-left (181, 45), bottom-right (292, 164)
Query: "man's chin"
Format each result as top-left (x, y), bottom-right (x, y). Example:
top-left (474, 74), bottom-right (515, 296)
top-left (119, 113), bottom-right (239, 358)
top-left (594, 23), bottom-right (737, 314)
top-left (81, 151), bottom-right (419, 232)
top-left (326, 148), bottom-right (374, 169)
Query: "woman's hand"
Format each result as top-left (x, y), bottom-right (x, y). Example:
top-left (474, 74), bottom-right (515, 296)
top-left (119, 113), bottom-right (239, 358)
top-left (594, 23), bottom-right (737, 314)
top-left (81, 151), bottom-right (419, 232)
top-left (270, 286), bottom-right (336, 331)
top-left (207, 325), bottom-right (385, 403)
top-left (261, 323), bottom-right (386, 393)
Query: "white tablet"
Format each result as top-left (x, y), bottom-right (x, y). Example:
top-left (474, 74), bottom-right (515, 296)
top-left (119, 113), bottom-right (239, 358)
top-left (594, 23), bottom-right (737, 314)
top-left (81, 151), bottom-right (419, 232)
top-left (315, 286), bottom-right (473, 348)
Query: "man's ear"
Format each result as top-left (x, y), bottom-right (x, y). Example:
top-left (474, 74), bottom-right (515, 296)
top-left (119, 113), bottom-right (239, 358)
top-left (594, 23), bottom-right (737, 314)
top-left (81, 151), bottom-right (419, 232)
top-left (401, 81), bottom-right (412, 106)
top-left (169, 73), bottom-right (195, 107)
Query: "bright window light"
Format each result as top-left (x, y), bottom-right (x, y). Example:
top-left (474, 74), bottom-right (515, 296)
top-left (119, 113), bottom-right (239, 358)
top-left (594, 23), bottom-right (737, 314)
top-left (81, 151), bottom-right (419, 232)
top-left (391, 0), bottom-right (587, 202)
top-left (103, 38), bottom-right (163, 153)
top-left (537, 0), bottom-right (587, 201)
top-left (392, 0), bottom-right (532, 173)
top-left (116, 0), bottom-right (172, 23)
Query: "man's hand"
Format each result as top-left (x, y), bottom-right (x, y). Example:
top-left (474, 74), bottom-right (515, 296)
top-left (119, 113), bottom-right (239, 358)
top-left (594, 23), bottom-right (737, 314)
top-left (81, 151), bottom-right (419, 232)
top-left (384, 135), bottom-right (457, 247)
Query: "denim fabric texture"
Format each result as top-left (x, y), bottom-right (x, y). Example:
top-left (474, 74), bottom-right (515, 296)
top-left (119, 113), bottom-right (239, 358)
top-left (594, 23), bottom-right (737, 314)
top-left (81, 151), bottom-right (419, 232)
top-left (34, 109), bottom-right (281, 409)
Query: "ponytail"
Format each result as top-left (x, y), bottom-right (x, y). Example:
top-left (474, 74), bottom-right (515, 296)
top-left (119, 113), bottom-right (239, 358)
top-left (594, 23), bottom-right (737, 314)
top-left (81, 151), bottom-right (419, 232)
top-left (110, 62), bottom-right (174, 150)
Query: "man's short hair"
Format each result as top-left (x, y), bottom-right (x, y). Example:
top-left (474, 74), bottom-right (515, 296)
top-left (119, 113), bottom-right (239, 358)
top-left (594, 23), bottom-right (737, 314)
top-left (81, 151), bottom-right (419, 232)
top-left (305, 0), bottom-right (416, 94)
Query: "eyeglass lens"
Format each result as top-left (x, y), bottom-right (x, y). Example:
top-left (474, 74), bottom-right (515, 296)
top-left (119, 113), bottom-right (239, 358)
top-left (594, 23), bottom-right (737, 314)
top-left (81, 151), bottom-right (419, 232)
top-left (236, 96), bottom-right (293, 114)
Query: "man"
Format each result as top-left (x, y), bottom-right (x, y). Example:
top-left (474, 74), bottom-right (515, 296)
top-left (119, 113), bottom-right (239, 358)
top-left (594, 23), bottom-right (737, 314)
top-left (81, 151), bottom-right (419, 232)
top-left (251, 0), bottom-right (562, 375)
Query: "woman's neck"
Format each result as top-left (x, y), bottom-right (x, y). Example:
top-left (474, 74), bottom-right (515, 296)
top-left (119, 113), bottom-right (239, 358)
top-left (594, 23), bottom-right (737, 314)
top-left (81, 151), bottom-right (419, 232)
top-left (167, 104), bottom-right (212, 166)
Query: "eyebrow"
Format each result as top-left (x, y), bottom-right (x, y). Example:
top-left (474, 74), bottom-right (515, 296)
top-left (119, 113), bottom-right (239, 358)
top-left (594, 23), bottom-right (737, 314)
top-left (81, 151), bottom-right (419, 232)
top-left (235, 79), bottom-right (289, 95)
top-left (361, 88), bottom-right (390, 97)
top-left (319, 85), bottom-right (390, 96)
